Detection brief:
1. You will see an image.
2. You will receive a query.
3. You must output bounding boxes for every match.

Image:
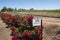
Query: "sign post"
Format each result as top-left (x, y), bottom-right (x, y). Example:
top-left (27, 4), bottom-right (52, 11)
top-left (41, 19), bottom-right (43, 40)
top-left (32, 18), bottom-right (43, 40)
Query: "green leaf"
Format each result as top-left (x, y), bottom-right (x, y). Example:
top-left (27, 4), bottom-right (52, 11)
top-left (16, 28), bottom-right (19, 32)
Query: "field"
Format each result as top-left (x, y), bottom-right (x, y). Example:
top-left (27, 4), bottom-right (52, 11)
top-left (0, 12), bottom-right (60, 40)
top-left (6, 11), bottom-right (60, 17)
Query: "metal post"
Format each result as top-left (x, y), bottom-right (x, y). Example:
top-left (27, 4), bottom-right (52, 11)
top-left (41, 19), bottom-right (43, 40)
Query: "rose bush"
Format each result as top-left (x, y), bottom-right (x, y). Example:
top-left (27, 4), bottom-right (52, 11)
top-left (1, 13), bottom-right (42, 40)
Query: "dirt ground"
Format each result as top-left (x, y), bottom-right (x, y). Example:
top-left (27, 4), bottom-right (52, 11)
top-left (0, 18), bottom-right (12, 40)
top-left (43, 18), bottom-right (60, 40)
top-left (0, 17), bottom-right (60, 40)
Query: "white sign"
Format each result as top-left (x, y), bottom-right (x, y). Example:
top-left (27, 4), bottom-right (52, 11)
top-left (32, 19), bottom-right (42, 26)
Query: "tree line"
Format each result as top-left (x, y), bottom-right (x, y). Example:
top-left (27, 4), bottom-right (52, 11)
top-left (0, 6), bottom-right (34, 12)
top-left (0, 6), bottom-right (60, 12)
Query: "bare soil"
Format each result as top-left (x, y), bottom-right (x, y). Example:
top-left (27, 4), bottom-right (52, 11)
top-left (43, 18), bottom-right (60, 40)
top-left (0, 18), bottom-right (12, 40)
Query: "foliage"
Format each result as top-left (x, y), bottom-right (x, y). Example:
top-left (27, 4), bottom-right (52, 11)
top-left (1, 7), bottom-right (7, 12)
top-left (1, 7), bottom-right (14, 12)
top-left (1, 7), bottom-right (60, 12)
top-left (0, 13), bottom-right (42, 40)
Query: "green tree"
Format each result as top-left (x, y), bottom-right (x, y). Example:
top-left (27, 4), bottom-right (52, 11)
top-left (15, 8), bottom-right (17, 11)
top-left (18, 8), bottom-right (26, 11)
top-left (29, 8), bottom-right (34, 11)
top-left (7, 8), bottom-right (14, 11)
top-left (1, 6), bottom-right (7, 12)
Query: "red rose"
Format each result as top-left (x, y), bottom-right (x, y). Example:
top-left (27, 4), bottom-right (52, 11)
top-left (11, 26), bottom-right (16, 33)
top-left (10, 15), bottom-right (16, 20)
top-left (28, 15), bottom-right (34, 22)
top-left (22, 31), bottom-right (31, 38)
top-left (12, 33), bottom-right (19, 40)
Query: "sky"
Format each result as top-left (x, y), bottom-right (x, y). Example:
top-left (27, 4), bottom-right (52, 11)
top-left (0, 0), bottom-right (60, 10)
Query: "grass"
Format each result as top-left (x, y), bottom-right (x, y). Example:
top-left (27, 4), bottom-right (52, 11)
top-left (1, 11), bottom-right (60, 17)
